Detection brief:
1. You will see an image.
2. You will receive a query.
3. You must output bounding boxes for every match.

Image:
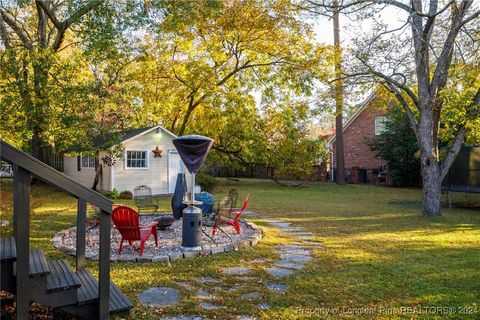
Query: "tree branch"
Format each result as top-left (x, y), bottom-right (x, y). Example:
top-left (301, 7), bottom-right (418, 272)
top-left (51, 0), bottom-right (105, 51)
top-left (0, 10), bottom-right (32, 49)
top-left (430, 0), bottom-right (473, 97)
top-left (382, 81), bottom-right (419, 136)
top-left (353, 57), bottom-right (420, 107)
top-left (36, 1), bottom-right (47, 48)
top-left (36, 0), bottom-right (62, 29)
top-left (0, 14), bottom-right (11, 49)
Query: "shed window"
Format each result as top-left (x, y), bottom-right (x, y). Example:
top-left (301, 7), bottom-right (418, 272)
top-left (375, 116), bottom-right (387, 135)
top-left (81, 156), bottom-right (96, 168)
top-left (126, 150), bottom-right (148, 168)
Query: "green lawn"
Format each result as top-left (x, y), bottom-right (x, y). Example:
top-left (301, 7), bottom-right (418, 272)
top-left (0, 179), bottom-right (479, 319)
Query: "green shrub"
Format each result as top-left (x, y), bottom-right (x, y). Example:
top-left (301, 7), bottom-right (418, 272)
top-left (196, 173), bottom-right (217, 192)
top-left (104, 188), bottom-right (120, 199)
top-left (119, 190), bottom-right (133, 199)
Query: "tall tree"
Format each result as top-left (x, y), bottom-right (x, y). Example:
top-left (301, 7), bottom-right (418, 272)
top-left (333, 0), bottom-right (346, 184)
top-left (0, 1), bottom-right (107, 161)
top-left (142, 0), bottom-right (325, 136)
top-left (300, 0), bottom-right (480, 217)
top-left (0, 1), bottom-right (147, 160)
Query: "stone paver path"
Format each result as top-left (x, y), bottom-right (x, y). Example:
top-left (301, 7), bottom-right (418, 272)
top-left (141, 210), bottom-right (324, 318)
top-left (139, 287), bottom-right (180, 307)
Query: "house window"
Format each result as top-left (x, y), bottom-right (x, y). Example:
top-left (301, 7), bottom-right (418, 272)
top-left (375, 116), bottom-right (387, 135)
top-left (126, 150), bottom-right (148, 168)
top-left (81, 156), bottom-right (96, 168)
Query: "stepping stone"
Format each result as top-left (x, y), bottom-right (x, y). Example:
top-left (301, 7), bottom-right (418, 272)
top-left (257, 302), bottom-right (270, 309)
top-left (222, 266), bottom-right (251, 275)
top-left (266, 267), bottom-right (295, 279)
top-left (195, 289), bottom-right (214, 299)
top-left (273, 261), bottom-right (306, 270)
top-left (196, 276), bottom-right (220, 284)
top-left (241, 291), bottom-right (261, 299)
top-left (139, 287), bottom-right (180, 308)
top-left (282, 227), bottom-right (303, 232)
top-left (234, 316), bottom-right (256, 320)
top-left (200, 302), bottom-right (221, 309)
top-left (287, 232), bottom-right (313, 236)
top-left (282, 249), bottom-right (312, 256)
top-left (275, 245), bottom-right (304, 251)
top-left (275, 245), bottom-right (312, 255)
top-left (280, 253), bottom-right (312, 263)
top-left (266, 282), bottom-right (287, 293)
top-left (160, 317), bottom-right (203, 320)
top-left (267, 222), bottom-right (291, 228)
top-left (175, 281), bottom-right (196, 291)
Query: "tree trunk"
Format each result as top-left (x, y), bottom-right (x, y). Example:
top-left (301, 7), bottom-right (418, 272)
top-left (420, 160), bottom-right (442, 217)
top-left (333, 0), bottom-right (346, 185)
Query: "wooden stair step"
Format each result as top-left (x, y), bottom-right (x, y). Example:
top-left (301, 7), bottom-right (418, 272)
top-left (12, 249), bottom-right (50, 278)
top-left (46, 260), bottom-right (81, 293)
top-left (0, 237), bottom-right (17, 263)
top-left (76, 269), bottom-right (133, 314)
top-left (28, 249), bottom-right (50, 278)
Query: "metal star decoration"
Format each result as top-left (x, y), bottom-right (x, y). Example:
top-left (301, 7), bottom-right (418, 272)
top-left (152, 146), bottom-right (163, 158)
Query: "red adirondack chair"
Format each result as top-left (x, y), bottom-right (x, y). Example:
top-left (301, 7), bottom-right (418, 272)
top-left (112, 206), bottom-right (158, 256)
top-left (212, 193), bottom-right (250, 236)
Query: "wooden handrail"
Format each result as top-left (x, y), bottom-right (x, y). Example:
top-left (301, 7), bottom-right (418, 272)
top-left (2, 140), bottom-right (112, 319)
top-left (0, 140), bottom-right (112, 212)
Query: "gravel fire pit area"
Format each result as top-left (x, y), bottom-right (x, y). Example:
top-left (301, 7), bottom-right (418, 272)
top-left (52, 213), bottom-right (263, 263)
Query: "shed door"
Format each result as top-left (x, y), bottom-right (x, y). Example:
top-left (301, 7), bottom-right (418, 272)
top-left (168, 150), bottom-right (183, 193)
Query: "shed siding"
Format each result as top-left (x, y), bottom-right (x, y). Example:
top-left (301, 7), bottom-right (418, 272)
top-left (112, 129), bottom-right (177, 195)
top-left (63, 156), bottom-right (97, 190)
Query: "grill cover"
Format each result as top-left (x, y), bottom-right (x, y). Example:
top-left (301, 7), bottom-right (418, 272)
top-left (172, 135), bottom-right (214, 174)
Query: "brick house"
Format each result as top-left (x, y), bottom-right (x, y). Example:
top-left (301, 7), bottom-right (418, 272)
top-left (326, 93), bottom-right (390, 184)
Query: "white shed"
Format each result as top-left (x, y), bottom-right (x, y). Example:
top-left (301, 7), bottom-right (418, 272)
top-left (63, 125), bottom-right (187, 195)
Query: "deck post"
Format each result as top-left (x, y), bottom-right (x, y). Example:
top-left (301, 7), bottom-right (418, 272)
top-left (98, 209), bottom-right (111, 319)
top-left (13, 164), bottom-right (31, 319)
top-left (76, 198), bottom-right (87, 271)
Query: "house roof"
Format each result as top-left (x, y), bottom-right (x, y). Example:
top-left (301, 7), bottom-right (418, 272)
top-left (119, 125), bottom-right (177, 144)
top-left (326, 93), bottom-right (377, 149)
top-left (68, 125), bottom-right (177, 152)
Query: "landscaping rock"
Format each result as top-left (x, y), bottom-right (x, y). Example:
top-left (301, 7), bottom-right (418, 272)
top-left (183, 251), bottom-right (200, 259)
top-left (222, 266), bottom-right (251, 276)
top-left (279, 253), bottom-right (312, 263)
top-left (273, 261), bottom-right (306, 270)
top-left (210, 246), bottom-right (225, 255)
top-left (257, 302), bottom-right (270, 309)
top-left (159, 317), bottom-right (203, 320)
top-left (266, 267), bottom-right (295, 279)
top-left (168, 252), bottom-right (183, 261)
top-left (139, 287), bottom-right (180, 308)
top-left (267, 222), bottom-right (291, 228)
top-left (196, 276), bottom-right (220, 284)
top-left (266, 282), bottom-right (288, 293)
top-left (137, 255), bottom-right (153, 262)
top-left (152, 255), bottom-right (170, 263)
top-left (195, 289), bottom-right (214, 299)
